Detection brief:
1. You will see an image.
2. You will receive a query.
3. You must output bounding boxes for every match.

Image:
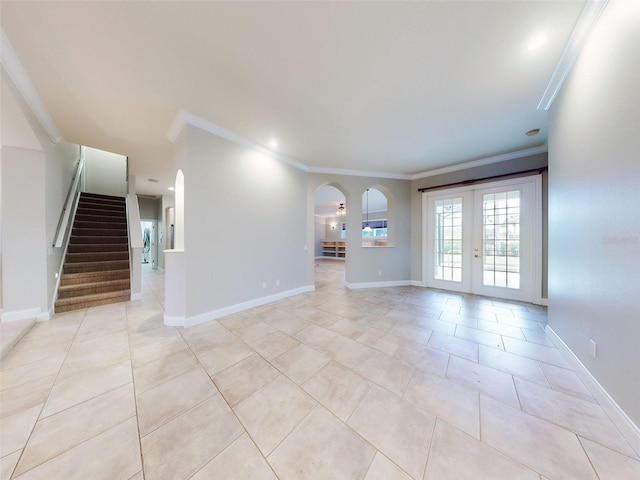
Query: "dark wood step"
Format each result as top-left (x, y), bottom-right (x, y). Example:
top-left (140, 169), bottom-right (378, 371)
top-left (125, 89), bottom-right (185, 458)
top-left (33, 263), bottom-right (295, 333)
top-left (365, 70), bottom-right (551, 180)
top-left (68, 243), bottom-right (128, 253)
top-left (60, 269), bottom-right (130, 286)
top-left (74, 221), bottom-right (127, 230)
top-left (55, 290), bottom-right (131, 313)
top-left (57, 279), bottom-right (131, 299)
top-left (72, 227), bottom-right (128, 237)
top-left (63, 260), bottom-right (130, 274)
top-left (77, 202), bottom-right (126, 213)
top-left (65, 252), bottom-right (129, 263)
top-left (70, 236), bottom-right (128, 245)
top-left (75, 214), bottom-right (127, 224)
top-left (80, 192), bottom-right (126, 203)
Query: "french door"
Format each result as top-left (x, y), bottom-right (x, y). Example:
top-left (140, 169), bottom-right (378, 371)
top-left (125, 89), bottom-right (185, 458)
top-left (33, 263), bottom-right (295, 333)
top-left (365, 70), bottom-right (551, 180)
top-left (423, 176), bottom-right (541, 303)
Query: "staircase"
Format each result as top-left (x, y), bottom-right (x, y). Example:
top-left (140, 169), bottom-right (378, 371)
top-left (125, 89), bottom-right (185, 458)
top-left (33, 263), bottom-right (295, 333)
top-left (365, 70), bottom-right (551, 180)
top-left (55, 193), bottom-right (131, 313)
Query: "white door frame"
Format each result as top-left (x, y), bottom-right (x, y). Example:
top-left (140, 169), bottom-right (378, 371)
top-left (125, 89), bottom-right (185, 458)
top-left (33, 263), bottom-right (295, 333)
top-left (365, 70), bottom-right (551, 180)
top-left (422, 175), bottom-right (543, 304)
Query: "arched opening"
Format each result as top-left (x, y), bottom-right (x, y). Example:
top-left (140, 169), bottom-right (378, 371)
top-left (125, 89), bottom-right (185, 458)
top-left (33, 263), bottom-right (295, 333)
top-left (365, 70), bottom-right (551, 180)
top-left (174, 169), bottom-right (185, 250)
top-left (314, 182), bottom-right (348, 284)
top-left (361, 186), bottom-right (393, 247)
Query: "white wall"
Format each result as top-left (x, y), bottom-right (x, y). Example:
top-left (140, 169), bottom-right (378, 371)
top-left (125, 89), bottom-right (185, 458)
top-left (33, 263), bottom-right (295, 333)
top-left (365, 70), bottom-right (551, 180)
top-left (173, 124), bottom-right (309, 320)
top-left (548, 1), bottom-right (640, 426)
top-left (45, 142), bottom-right (81, 310)
top-left (84, 146), bottom-right (127, 197)
top-left (309, 174), bottom-right (411, 286)
top-left (1, 147), bottom-right (48, 317)
top-left (314, 216), bottom-right (326, 257)
top-left (1, 72), bottom-right (80, 319)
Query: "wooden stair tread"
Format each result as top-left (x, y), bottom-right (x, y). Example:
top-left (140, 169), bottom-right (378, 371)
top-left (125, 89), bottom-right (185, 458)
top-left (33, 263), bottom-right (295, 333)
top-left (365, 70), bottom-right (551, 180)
top-left (68, 244), bottom-right (128, 253)
top-left (70, 236), bottom-right (128, 244)
top-left (55, 290), bottom-right (130, 304)
top-left (55, 290), bottom-right (131, 312)
top-left (60, 269), bottom-right (130, 286)
top-left (58, 278), bottom-right (130, 291)
top-left (65, 252), bottom-right (129, 262)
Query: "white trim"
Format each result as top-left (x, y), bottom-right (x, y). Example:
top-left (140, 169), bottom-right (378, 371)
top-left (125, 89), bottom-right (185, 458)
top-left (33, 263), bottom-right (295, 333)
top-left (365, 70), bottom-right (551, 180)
top-left (309, 166), bottom-right (411, 180)
top-left (164, 285), bottom-right (315, 328)
top-left (166, 110), bottom-right (188, 143)
top-left (411, 146), bottom-right (548, 180)
top-left (540, 298), bottom-right (548, 306)
top-left (546, 325), bottom-right (640, 457)
top-left (167, 110), bottom-right (309, 172)
top-left (163, 314), bottom-right (185, 327)
top-left (532, 175), bottom-right (543, 305)
top-left (1, 307), bottom-right (42, 323)
top-left (345, 280), bottom-right (412, 290)
top-left (537, 0), bottom-right (608, 110)
top-left (37, 308), bottom-right (53, 322)
top-left (0, 28), bottom-right (62, 143)
top-left (410, 280), bottom-right (426, 287)
top-left (130, 293), bottom-right (142, 301)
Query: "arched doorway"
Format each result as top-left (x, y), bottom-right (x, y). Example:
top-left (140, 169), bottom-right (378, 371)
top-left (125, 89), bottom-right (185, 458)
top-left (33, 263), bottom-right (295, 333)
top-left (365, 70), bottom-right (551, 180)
top-left (314, 183), bottom-right (348, 285)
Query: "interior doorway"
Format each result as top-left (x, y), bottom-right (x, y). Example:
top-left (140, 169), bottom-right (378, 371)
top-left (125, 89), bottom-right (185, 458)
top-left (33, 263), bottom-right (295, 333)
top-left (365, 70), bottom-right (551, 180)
top-left (314, 184), bottom-right (347, 284)
top-left (140, 220), bottom-right (157, 269)
top-left (423, 176), bottom-right (542, 303)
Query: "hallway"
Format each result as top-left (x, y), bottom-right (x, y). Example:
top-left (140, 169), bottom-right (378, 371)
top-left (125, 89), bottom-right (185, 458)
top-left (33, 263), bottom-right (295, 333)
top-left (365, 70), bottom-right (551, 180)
top-left (1, 261), bottom-right (638, 479)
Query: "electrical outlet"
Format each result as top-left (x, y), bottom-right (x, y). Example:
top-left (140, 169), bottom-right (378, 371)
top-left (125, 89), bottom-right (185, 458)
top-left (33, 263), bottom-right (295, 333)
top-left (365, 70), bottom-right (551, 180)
top-left (589, 339), bottom-right (597, 359)
top-left (276, 279), bottom-right (280, 287)
top-left (262, 281), bottom-right (267, 289)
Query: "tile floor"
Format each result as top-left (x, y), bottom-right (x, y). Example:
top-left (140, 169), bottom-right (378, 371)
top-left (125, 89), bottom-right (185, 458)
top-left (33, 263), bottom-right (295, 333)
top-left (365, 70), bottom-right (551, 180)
top-left (1, 260), bottom-right (639, 479)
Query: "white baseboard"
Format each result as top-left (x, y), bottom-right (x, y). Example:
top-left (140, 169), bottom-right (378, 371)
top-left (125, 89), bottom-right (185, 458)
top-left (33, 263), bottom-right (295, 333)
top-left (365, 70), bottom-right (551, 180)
top-left (1, 307), bottom-right (42, 323)
top-left (546, 325), bottom-right (640, 457)
top-left (345, 280), bottom-right (412, 290)
top-left (130, 293), bottom-right (142, 301)
top-left (164, 285), bottom-right (316, 328)
top-left (410, 280), bottom-right (426, 287)
top-left (540, 298), bottom-right (549, 306)
top-left (36, 307), bottom-right (53, 322)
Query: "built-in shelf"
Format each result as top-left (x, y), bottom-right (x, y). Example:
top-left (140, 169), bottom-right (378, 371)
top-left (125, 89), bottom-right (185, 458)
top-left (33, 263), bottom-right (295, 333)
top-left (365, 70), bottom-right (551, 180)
top-left (322, 240), bottom-right (346, 258)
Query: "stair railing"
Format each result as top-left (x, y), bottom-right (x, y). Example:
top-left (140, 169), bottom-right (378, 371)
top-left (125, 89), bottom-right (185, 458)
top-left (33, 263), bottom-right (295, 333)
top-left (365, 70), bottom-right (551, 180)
top-left (126, 193), bottom-right (143, 301)
top-left (53, 148), bottom-right (85, 248)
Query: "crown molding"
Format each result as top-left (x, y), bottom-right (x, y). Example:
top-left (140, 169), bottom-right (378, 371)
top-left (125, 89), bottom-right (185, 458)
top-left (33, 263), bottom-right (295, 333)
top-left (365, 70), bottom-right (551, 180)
top-left (0, 28), bottom-right (62, 144)
top-left (167, 109), bottom-right (309, 172)
top-left (168, 110), bottom-right (548, 182)
top-left (538, 0), bottom-right (608, 111)
top-left (410, 145), bottom-right (548, 180)
top-left (309, 166), bottom-right (411, 180)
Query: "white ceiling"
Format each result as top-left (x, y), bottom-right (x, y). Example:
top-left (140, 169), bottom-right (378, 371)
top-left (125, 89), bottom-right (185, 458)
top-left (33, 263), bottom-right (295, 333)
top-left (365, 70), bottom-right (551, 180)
top-left (1, 1), bottom-right (586, 196)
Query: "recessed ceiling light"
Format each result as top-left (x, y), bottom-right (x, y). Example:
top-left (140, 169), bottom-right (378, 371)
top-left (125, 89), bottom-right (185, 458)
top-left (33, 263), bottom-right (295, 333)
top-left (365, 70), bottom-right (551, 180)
top-left (168, 187), bottom-right (175, 191)
top-left (526, 128), bottom-right (540, 137)
top-left (269, 138), bottom-right (278, 148)
top-left (528, 35), bottom-right (547, 51)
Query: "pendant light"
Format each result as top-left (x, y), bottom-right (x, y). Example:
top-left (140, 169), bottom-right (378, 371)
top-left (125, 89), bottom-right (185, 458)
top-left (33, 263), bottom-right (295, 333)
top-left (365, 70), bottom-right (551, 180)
top-left (336, 203), bottom-right (346, 216)
top-left (363, 189), bottom-right (372, 232)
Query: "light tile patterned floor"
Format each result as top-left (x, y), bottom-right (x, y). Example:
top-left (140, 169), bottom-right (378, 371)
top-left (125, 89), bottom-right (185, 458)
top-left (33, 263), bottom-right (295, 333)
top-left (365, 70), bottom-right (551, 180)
top-left (1, 260), bottom-right (639, 479)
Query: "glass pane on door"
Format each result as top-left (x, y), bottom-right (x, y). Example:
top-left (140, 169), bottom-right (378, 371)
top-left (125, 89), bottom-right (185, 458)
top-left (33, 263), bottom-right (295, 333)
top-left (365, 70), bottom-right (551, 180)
top-left (482, 190), bottom-right (520, 289)
top-left (434, 197), bottom-right (463, 282)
